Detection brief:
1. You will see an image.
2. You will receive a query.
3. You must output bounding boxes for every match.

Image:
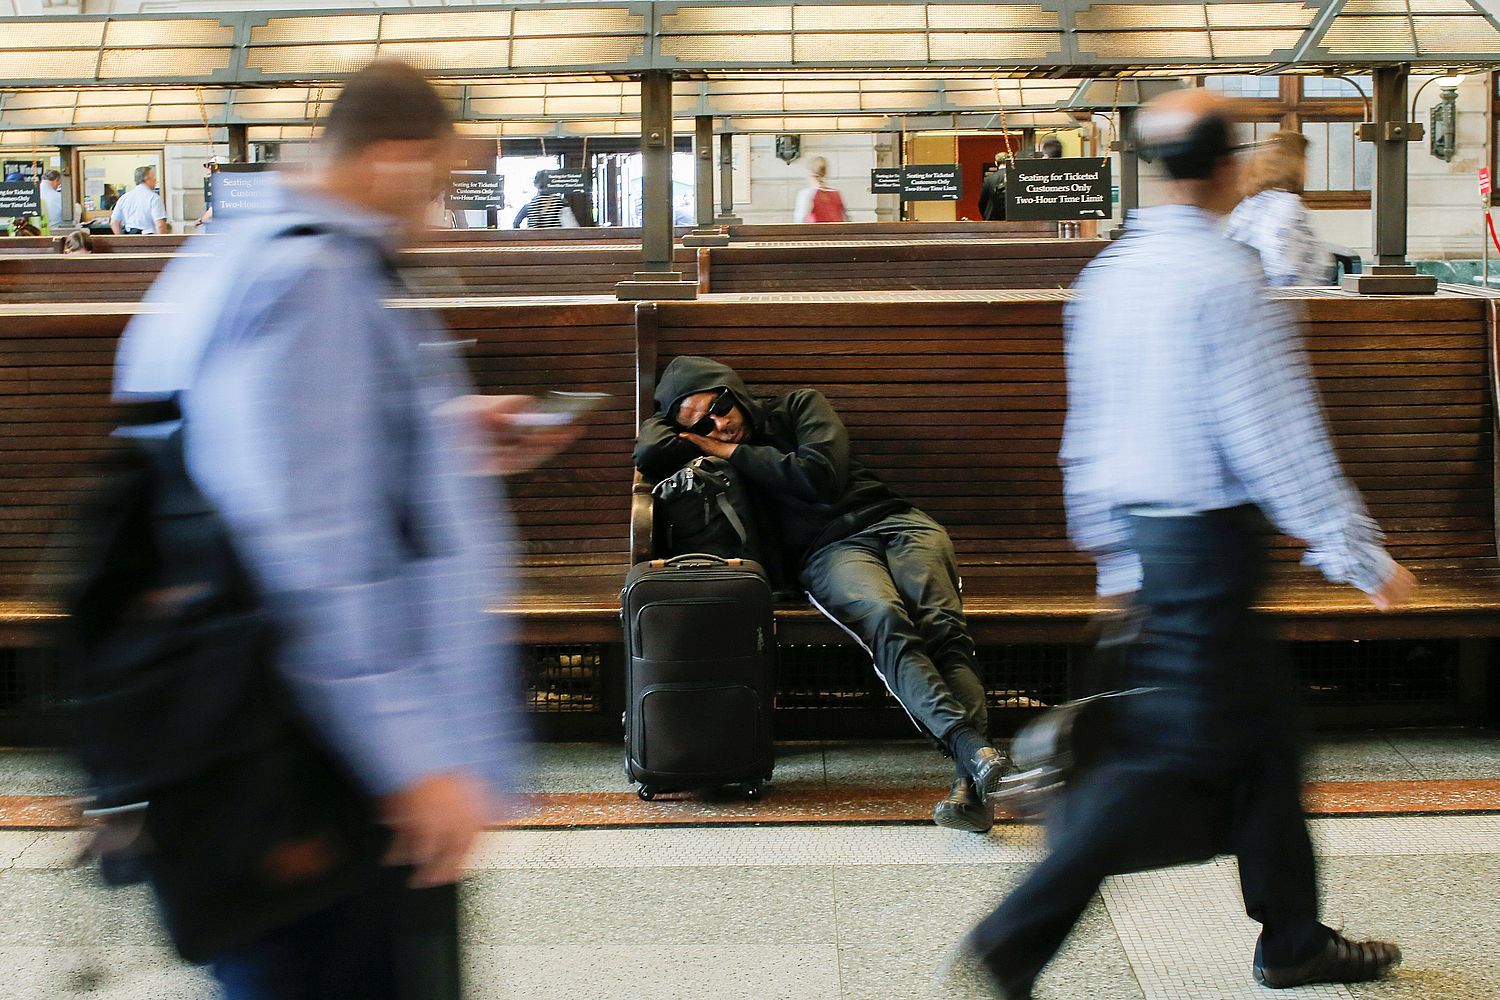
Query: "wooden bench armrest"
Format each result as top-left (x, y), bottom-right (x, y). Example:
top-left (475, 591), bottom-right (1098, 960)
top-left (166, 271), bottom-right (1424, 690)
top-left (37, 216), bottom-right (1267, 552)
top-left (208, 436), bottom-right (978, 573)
top-left (630, 471), bottom-right (655, 566)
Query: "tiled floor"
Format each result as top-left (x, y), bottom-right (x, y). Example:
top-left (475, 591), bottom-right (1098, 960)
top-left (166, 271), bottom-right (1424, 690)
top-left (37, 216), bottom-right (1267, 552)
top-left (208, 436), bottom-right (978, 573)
top-left (0, 731), bottom-right (1494, 999)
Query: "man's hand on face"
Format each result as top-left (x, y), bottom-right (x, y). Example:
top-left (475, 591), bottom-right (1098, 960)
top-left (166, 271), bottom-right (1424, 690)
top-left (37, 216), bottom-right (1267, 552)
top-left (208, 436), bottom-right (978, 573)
top-left (678, 432), bottom-right (738, 460)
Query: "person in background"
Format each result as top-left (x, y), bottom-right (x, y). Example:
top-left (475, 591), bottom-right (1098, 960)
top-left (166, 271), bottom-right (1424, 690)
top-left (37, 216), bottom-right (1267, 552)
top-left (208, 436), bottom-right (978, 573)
top-left (1038, 136), bottom-right (1065, 159)
top-left (59, 230), bottom-right (94, 255)
top-left (978, 151), bottom-right (1010, 221)
top-left (114, 60), bottom-right (573, 998)
top-left (40, 170), bottom-right (64, 230)
top-left (794, 156), bottom-right (848, 224)
top-left (1227, 131), bottom-right (1327, 286)
top-left (10, 215), bottom-right (41, 237)
top-left (110, 165), bottom-right (169, 235)
top-left (513, 171), bottom-right (575, 229)
top-left (945, 87), bottom-right (1411, 1000)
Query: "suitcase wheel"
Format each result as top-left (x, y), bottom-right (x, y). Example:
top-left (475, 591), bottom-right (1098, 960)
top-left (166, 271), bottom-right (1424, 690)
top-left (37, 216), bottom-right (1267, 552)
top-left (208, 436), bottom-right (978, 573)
top-left (743, 783), bottom-right (763, 801)
top-left (638, 786), bottom-right (657, 802)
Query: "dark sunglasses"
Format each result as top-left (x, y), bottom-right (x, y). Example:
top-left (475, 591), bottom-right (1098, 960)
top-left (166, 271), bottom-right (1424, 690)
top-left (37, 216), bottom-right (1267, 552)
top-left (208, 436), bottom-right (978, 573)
top-left (679, 388), bottom-right (736, 435)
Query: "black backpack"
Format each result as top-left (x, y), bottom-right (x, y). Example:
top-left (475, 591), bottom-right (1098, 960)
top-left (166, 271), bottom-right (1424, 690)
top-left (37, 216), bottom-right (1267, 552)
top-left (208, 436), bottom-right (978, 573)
top-left (652, 456), bottom-right (782, 581)
top-left (58, 398), bottom-right (385, 962)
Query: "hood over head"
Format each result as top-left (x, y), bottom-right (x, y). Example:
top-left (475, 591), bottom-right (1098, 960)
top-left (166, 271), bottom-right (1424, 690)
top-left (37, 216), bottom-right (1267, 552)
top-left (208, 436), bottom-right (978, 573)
top-left (655, 356), bottom-right (765, 431)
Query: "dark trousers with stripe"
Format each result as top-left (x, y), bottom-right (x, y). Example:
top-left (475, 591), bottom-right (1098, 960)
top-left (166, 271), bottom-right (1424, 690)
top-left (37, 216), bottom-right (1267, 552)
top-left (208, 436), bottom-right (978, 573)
top-left (799, 509), bottom-right (987, 742)
top-left (967, 506), bottom-right (1324, 991)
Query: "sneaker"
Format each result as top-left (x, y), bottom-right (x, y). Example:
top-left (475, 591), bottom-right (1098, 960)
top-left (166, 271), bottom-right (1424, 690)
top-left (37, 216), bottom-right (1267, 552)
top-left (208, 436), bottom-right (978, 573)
top-left (933, 778), bottom-right (994, 833)
top-left (1253, 930), bottom-right (1402, 989)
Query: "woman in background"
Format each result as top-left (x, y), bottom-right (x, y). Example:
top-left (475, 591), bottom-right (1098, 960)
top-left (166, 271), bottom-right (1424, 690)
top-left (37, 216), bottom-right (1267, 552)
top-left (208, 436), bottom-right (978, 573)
top-left (1226, 130), bottom-right (1328, 286)
top-left (794, 156), bottom-right (848, 224)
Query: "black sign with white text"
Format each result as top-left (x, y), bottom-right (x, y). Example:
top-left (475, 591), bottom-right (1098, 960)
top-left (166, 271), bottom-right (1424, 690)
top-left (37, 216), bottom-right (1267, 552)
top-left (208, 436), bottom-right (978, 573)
top-left (901, 164), bottom-right (962, 201)
top-left (543, 169), bottom-right (589, 195)
top-left (870, 168), bottom-right (903, 194)
top-left (0, 181), bottom-right (42, 217)
top-left (209, 164), bottom-right (276, 219)
top-left (448, 173), bottom-right (505, 210)
top-left (1003, 157), bottom-right (1111, 221)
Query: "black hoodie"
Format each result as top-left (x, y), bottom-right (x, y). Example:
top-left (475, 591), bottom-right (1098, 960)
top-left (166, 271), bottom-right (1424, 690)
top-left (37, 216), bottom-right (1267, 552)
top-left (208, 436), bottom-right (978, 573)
top-left (634, 356), bottom-right (912, 563)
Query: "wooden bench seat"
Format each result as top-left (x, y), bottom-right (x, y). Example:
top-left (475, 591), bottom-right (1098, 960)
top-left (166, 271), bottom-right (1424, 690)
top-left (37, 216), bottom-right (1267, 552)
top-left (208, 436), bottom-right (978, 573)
top-left (640, 289), bottom-right (1500, 643)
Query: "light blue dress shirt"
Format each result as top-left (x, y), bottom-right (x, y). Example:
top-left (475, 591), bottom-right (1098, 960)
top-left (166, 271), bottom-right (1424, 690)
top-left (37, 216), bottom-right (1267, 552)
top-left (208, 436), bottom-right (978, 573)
top-left (110, 182), bottom-right (167, 234)
top-left (114, 184), bottom-right (527, 804)
top-left (1060, 204), bottom-right (1395, 598)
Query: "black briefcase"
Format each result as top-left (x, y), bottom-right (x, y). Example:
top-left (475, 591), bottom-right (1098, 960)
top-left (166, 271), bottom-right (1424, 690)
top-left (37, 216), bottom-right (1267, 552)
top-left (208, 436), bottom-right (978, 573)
top-left (620, 554), bottom-right (776, 801)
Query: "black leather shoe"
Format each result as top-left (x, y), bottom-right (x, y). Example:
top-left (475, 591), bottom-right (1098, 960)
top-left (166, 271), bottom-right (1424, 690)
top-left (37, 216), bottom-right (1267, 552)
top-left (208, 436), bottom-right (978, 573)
top-left (933, 778), bottom-right (994, 833)
top-left (1253, 931), bottom-right (1402, 989)
top-left (968, 746), bottom-right (1023, 809)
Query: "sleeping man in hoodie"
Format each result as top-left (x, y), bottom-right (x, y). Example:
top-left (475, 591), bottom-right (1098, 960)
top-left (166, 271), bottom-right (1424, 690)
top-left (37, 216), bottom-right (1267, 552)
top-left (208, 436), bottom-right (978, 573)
top-left (635, 356), bottom-right (1013, 833)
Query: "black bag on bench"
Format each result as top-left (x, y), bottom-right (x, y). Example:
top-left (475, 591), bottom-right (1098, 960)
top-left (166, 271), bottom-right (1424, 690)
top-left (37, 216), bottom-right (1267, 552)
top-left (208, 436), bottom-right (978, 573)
top-left (652, 456), bottom-right (782, 582)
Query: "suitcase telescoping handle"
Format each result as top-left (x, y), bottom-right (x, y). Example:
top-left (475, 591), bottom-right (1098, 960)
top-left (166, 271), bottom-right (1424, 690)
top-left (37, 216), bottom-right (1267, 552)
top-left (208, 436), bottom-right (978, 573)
top-left (648, 553), bottom-right (744, 570)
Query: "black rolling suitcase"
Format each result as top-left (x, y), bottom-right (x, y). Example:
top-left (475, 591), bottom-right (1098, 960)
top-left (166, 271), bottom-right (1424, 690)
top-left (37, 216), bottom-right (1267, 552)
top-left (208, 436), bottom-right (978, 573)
top-left (620, 554), bottom-right (775, 801)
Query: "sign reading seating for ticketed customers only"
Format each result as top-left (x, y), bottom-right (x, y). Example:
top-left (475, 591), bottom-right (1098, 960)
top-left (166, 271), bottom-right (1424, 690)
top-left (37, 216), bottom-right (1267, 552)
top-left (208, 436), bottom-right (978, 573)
top-left (1003, 157), bottom-right (1111, 221)
top-left (0, 181), bottom-right (41, 217)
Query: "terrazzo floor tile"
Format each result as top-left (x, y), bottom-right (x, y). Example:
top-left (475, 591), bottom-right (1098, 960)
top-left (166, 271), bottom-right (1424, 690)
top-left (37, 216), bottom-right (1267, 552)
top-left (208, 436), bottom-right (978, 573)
top-left (464, 944), bottom-right (843, 1000)
top-left (0, 751), bottom-right (81, 797)
top-left (821, 740), bottom-right (957, 791)
top-left (1321, 856), bottom-right (1500, 1000)
top-left (835, 893), bottom-right (1143, 1000)
top-left (1302, 735), bottom-right (1418, 783)
top-left (0, 946), bottom-right (211, 998)
top-left (461, 865), bottom-right (838, 947)
top-left (1385, 731), bottom-right (1500, 781)
top-left (1101, 860), bottom-right (1354, 999)
top-left (0, 871), bottom-right (168, 948)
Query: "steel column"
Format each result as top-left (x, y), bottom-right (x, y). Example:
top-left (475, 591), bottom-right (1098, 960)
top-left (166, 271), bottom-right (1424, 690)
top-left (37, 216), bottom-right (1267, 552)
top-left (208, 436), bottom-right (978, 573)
top-left (616, 70), bottom-right (696, 299)
top-left (1109, 106), bottom-right (1137, 240)
top-left (715, 130), bottom-right (742, 225)
top-left (1342, 65), bottom-right (1437, 293)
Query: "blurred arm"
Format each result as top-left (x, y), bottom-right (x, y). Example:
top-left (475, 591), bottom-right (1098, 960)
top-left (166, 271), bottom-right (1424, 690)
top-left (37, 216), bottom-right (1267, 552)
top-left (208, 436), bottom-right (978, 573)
top-left (1211, 285), bottom-right (1395, 594)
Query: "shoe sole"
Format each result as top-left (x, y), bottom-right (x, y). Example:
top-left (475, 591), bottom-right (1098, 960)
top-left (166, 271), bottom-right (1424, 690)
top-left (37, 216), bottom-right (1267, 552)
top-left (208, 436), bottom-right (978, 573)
top-left (932, 804), bottom-right (993, 834)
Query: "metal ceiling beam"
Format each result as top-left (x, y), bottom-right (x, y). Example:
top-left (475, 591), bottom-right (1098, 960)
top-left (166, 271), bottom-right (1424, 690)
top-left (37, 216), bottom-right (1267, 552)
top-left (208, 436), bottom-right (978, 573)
top-left (3, 1), bottom-right (1500, 91)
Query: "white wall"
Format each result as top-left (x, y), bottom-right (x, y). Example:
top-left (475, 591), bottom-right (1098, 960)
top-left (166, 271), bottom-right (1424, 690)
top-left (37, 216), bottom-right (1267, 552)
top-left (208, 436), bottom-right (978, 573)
top-left (728, 132), bottom-right (898, 225)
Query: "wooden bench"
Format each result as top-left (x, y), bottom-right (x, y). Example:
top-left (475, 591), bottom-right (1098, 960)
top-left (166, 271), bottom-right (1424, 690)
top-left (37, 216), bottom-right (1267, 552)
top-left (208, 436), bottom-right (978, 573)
top-left (0, 238), bottom-right (1098, 303)
top-left (695, 238), bottom-right (1106, 293)
top-left (636, 289), bottom-right (1500, 647)
top-left (0, 299), bottom-right (638, 649)
top-left (0, 221), bottom-right (1060, 256)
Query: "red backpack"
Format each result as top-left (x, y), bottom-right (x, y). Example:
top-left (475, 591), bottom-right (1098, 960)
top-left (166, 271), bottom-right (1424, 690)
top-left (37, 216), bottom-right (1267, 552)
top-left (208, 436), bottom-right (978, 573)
top-left (809, 188), bottom-right (847, 223)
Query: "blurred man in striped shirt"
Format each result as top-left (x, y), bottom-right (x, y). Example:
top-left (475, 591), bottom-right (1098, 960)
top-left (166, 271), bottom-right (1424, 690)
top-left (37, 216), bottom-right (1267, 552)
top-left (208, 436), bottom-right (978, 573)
top-left (950, 88), bottom-right (1414, 999)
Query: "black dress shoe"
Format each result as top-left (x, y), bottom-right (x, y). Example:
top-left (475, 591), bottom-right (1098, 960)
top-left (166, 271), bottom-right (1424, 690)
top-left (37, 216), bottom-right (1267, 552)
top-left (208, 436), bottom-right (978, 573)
top-left (1253, 931), bottom-right (1402, 989)
top-left (933, 778), bottom-right (994, 833)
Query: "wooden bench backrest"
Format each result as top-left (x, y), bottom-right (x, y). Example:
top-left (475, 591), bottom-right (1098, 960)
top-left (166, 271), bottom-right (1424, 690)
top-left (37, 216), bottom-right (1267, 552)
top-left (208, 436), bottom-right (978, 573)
top-left (0, 238), bottom-right (1096, 303)
top-left (0, 302), bottom-right (637, 595)
top-left (0, 248), bottom-right (699, 303)
top-left (698, 238), bottom-right (1105, 293)
top-left (652, 291), bottom-right (1497, 593)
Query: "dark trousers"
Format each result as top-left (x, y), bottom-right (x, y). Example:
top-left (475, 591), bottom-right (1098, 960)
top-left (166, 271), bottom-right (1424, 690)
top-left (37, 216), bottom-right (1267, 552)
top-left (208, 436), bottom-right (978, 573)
top-left (800, 510), bottom-right (987, 741)
top-left (210, 866), bottom-right (460, 1000)
top-left (968, 507), bottom-right (1324, 991)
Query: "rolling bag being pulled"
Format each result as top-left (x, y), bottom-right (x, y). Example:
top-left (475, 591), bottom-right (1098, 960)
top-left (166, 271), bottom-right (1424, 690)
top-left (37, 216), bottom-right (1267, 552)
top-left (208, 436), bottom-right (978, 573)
top-left (620, 554), bottom-right (775, 801)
